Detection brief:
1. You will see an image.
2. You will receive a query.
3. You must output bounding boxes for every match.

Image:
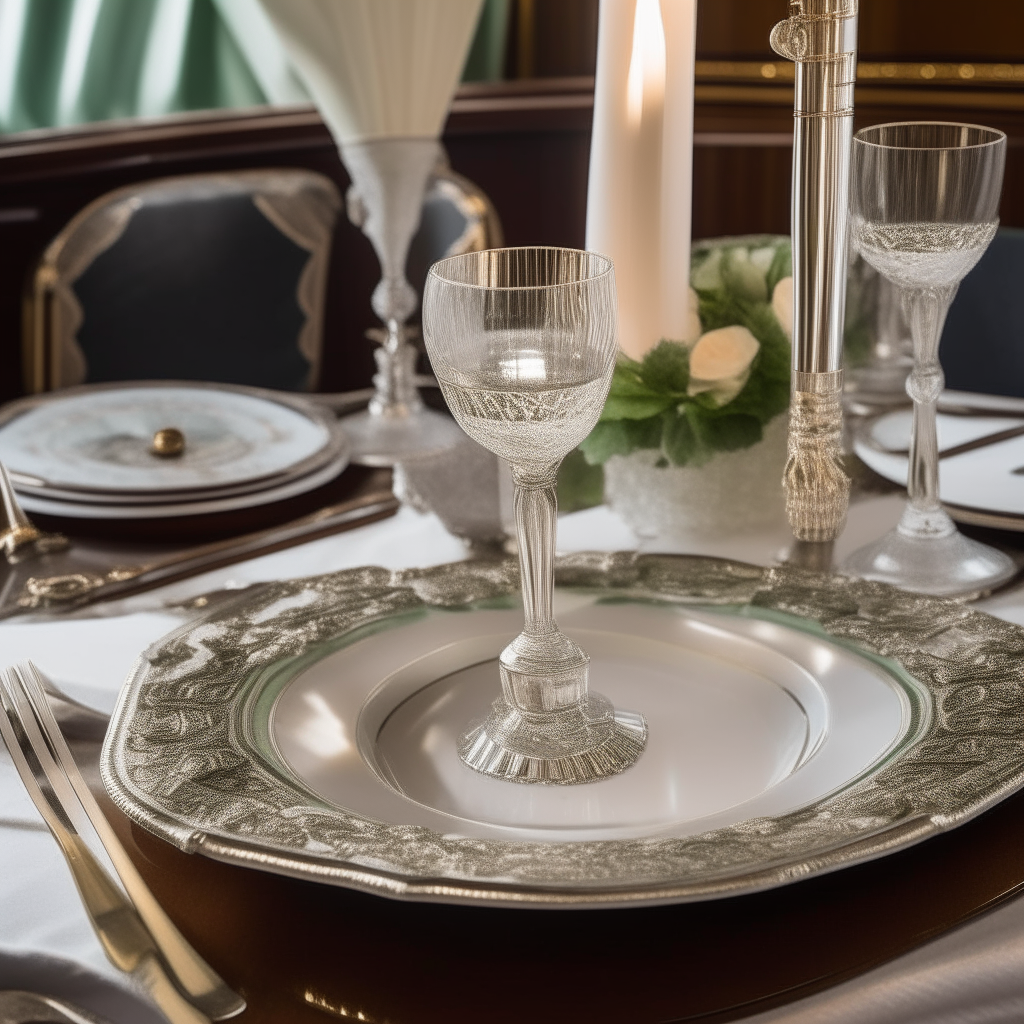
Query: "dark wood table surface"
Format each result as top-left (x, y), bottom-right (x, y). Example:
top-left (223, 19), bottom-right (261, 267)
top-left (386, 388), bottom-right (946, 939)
top-left (90, 743), bottom-right (1024, 1024)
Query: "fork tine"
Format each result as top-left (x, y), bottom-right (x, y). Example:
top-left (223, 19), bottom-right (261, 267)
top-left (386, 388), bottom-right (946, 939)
top-left (0, 989), bottom-right (113, 1024)
top-left (6, 663), bottom-right (244, 1021)
top-left (0, 670), bottom-right (211, 1024)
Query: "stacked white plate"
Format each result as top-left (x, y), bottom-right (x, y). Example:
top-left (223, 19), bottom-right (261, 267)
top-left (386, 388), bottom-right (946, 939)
top-left (0, 382), bottom-right (349, 519)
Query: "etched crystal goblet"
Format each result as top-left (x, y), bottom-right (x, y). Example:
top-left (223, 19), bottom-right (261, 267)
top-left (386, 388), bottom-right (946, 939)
top-left (422, 247), bottom-right (647, 784)
top-left (843, 122), bottom-right (1016, 596)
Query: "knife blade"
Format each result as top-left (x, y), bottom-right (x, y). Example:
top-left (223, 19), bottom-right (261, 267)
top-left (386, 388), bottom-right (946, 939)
top-left (0, 487), bottom-right (398, 619)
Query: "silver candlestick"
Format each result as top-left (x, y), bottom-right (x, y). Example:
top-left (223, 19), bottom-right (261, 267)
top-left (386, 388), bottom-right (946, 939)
top-left (771, 0), bottom-right (858, 543)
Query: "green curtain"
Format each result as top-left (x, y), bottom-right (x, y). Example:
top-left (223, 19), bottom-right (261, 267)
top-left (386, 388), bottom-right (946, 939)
top-left (0, 0), bottom-right (509, 135)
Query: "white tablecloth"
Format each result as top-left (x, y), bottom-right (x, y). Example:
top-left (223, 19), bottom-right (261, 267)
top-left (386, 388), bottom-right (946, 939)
top-left (2, 499), bottom-right (1023, 1023)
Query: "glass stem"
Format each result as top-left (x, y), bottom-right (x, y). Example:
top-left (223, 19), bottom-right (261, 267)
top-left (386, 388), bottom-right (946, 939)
top-left (901, 285), bottom-right (957, 536)
top-left (368, 318), bottom-right (421, 417)
top-left (511, 464), bottom-right (559, 637)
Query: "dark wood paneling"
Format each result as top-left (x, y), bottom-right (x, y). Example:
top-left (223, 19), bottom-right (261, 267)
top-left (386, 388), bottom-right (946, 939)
top-left (858, 0), bottom-right (1024, 63)
top-left (4, 64), bottom-right (1024, 405)
top-left (513, 0), bottom-right (1024, 70)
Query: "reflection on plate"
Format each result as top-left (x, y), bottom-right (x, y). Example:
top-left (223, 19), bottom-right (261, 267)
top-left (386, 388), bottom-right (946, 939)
top-left (16, 452), bottom-right (348, 519)
top-left (855, 398), bottom-right (1024, 529)
top-left (0, 381), bottom-right (343, 497)
top-left (102, 554), bottom-right (1024, 908)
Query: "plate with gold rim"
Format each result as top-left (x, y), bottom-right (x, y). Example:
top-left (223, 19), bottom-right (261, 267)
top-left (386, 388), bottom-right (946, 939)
top-left (100, 553), bottom-right (1024, 908)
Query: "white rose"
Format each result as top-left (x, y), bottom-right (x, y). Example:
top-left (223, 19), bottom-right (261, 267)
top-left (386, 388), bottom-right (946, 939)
top-left (772, 276), bottom-right (793, 338)
top-left (687, 325), bottom-right (760, 406)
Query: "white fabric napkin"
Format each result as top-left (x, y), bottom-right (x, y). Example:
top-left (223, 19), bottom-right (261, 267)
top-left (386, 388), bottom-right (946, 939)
top-left (749, 897), bottom-right (1024, 1024)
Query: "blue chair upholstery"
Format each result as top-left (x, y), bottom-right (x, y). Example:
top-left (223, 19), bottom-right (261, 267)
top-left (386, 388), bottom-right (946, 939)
top-left (27, 169), bottom-right (341, 393)
top-left (940, 227), bottom-right (1024, 398)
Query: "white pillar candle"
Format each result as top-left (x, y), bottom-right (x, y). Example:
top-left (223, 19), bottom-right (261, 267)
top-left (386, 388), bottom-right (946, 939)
top-left (587, 0), bottom-right (699, 361)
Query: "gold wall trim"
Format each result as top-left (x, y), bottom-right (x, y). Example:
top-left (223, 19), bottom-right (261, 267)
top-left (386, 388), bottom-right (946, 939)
top-left (696, 60), bottom-right (1024, 88)
top-left (696, 63), bottom-right (1024, 112)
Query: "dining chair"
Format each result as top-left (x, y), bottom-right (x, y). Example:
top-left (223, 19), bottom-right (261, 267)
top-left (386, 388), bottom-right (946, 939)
top-left (940, 227), bottom-right (1024, 398)
top-left (24, 157), bottom-right (503, 395)
top-left (404, 154), bottom-right (505, 302)
top-left (25, 169), bottom-right (343, 394)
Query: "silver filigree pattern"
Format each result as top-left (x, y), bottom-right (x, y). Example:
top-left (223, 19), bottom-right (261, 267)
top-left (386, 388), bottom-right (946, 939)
top-left (784, 371), bottom-right (851, 543)
top-left (101, 554), bottom-right (1024, 906)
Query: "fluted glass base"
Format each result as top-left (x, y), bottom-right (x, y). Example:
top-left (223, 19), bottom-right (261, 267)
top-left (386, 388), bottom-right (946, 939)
top-left (458, 625), bottom-right (647, 784)
top-left (843, 504), bottom-right (1016, 597)
top-left (459, 692), bottom-right (648, 785)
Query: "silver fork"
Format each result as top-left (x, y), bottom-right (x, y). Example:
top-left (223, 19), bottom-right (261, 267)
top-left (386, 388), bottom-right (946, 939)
top-left (0, 663), bottom-right (245, 1023)
top-left (0, 989), bottom-right (112, 1023)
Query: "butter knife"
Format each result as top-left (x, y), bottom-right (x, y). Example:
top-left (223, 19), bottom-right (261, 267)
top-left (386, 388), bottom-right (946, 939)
top-left (0, 487), bottom-right (398, 619)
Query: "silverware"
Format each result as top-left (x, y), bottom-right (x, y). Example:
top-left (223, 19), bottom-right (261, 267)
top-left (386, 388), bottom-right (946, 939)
top-left (3, 486), bottom-right (398, 618)
top-left (0, 662), bottom-right (244, 1023)
top-left (867, 423), bottom-right (1024, 459)
top-left (936, 398), bottom-right (1024, 418)
top-left (0, 463), bottom-right (68, 564)
top-left (0, 989), bottom-right (113, 1023)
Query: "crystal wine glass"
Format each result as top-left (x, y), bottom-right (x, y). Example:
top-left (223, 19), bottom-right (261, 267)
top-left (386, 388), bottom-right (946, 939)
top-left (843, 122), bottom-right (1016, 596)
top-left (422, 247), bottom-right (647, 784)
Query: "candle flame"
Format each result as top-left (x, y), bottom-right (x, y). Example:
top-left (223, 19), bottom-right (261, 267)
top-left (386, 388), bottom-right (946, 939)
top-left (626, 0), bottom-right (666, 127)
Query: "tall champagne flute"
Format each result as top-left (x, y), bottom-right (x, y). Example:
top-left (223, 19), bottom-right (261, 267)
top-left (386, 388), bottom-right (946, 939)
top-left (844, 123), bottom-right (1016, 596)
top-left (422, 248), bottom-right (647, 784)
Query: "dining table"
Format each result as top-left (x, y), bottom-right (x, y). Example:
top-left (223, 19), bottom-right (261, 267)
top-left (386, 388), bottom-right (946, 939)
top-left (3, 469), bottom-right (1024, 1024)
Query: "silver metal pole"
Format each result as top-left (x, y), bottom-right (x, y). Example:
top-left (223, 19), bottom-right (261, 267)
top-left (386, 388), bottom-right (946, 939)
top-left (771, 0), bottom-right (858, 542)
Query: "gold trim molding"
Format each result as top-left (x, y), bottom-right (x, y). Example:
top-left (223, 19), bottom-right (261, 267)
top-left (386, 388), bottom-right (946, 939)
top-left (696, 60), bottom-right (1024, 86)
top-left (695, 61), bottom-right (1024, 111)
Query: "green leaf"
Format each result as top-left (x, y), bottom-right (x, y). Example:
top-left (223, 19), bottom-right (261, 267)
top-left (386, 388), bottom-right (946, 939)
top-left (722, 248), bottom-right (768, 302)
top-left (602, 371), bottom-right (676, 420)
top-left (690, 410), bottom-right (764, 452)
top-left (765, 241), bottom-right (793, 295)
top-left (639, 340), bottom-right (690, 394)
top-left (696, 288), bottom-right (751, 334)
top-left (662, 410), bottom-right (702, 466)
top-left (591, 236), bottom-right (793, 464)
top-left (600, 349), bottom-right (687, 420)
top-left (558, 448), bottom-right (605, 511)
top-left (579, 417), bottom-right (663, 464)
top-left (691, 248), bottom-right (724, 291)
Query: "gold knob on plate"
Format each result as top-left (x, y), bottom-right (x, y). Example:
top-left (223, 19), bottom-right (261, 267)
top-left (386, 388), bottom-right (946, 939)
top-left (151, 428), bottom-right (186, 458)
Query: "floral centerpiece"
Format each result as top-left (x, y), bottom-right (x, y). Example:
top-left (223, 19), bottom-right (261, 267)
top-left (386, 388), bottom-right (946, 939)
top-left (577, 235), bottom-right (794, 541)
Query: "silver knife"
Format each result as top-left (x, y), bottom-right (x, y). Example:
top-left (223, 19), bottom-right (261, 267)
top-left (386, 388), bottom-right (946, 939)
top-left (0, 488), bottom-right (398, 619)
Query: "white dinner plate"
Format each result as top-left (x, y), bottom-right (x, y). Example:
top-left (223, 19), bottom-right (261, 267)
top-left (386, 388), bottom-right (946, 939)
top-left (855, 393), bottom-right (1024, 528)
top-left (16, 451), bottom-right (348, 519)
top-left (102, 554), bottom-right (1024, 908)
top-left (0, 382), bottom-right (341, 497)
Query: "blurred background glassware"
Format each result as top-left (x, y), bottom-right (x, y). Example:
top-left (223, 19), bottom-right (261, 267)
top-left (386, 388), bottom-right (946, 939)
top-left (258, 0), bottom-right (483, 467)
top-left (393, 434), bottom-right (514, 558)
top-left (333, 136), bottom-right (466, 465)
top-left (843, 262), bottom-right (915, 415)
top-left (423, 247), bottom-right (646, 784)
top-left (843, 121), bottom-right (1016, 596)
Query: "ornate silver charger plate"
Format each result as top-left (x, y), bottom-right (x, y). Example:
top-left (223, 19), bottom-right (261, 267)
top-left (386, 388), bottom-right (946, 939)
top-left (101, 553), bottom-right (1024, 908)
